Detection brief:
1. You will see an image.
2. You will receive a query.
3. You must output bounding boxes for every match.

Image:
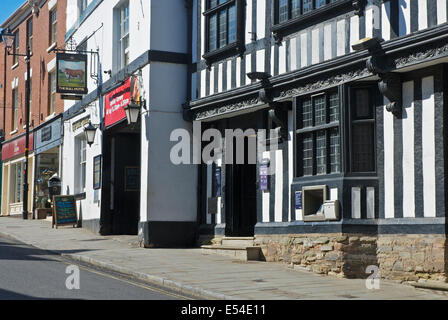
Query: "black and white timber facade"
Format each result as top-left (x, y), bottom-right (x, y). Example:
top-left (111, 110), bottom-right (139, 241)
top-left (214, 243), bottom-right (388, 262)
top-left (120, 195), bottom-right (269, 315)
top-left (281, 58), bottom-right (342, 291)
top-left (187, 0), bottom-right (448, 278)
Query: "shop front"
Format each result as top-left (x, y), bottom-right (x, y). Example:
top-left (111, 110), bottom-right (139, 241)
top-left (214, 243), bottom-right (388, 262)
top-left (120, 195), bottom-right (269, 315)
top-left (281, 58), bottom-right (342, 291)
top-left (33, 116), bottom-right (62, 219)
top-left (1, 133), bottom-right (35, 217)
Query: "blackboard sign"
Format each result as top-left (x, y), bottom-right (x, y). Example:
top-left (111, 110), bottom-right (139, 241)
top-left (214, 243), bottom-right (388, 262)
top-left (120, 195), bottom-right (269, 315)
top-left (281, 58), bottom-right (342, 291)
top-left (125, 167), bottom-right (140, 191)
top-left (52, 195), bottom-right (78, 228)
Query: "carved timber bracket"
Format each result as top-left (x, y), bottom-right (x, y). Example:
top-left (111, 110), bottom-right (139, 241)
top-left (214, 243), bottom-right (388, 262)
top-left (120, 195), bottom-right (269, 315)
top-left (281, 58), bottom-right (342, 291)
top-left (378, 73), bottom-right (402, 118)
top-left (352, 0), bottom-right (366, 16)
top-left (363, 40), bottom-right (402, 118)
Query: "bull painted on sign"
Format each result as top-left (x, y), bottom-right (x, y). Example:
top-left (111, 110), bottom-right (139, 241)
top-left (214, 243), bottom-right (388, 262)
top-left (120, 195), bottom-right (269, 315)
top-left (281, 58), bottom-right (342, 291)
top-left (61, 67), bottom-right (85, 83)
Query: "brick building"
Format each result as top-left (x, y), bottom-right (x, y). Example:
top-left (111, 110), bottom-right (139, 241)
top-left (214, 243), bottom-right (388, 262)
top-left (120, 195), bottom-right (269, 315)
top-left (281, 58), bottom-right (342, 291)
top-left (0, 0), bottom-right (66, 217)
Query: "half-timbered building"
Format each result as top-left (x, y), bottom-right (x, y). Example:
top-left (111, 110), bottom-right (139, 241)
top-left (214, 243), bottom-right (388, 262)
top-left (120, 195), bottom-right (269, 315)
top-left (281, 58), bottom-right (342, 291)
top-left (188, 0), bottom-right (448, 280)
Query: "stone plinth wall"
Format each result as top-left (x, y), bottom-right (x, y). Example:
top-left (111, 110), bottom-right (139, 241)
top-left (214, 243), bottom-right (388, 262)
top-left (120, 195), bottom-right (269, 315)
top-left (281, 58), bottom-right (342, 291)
top-left (377, 235), bottom-right (446, 282)
top-left (253, 234), bottom-right (447, 282)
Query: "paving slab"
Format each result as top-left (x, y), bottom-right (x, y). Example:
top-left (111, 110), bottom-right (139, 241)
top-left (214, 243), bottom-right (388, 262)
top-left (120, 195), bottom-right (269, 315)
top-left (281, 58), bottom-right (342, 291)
top-left (0, 217), bottom-right (446, 300)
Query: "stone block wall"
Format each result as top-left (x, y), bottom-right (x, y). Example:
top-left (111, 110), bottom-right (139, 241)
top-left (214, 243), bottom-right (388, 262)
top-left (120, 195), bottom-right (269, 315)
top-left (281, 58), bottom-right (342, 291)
top-left (253, 233), bottom-right (447, 282)
top-left (377, 235), bottom-right (446, 282)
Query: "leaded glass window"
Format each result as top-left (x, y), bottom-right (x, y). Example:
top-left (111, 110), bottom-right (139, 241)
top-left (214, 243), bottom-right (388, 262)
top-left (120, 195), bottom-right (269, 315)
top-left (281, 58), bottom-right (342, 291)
top-left (295, 90), bottom-right (341, 177)
top-left (205, 0), bottom-right (237, 53)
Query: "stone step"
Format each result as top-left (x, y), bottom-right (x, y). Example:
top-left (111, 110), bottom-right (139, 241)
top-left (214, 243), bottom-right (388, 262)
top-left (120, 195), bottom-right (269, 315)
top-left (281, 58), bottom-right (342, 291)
top-left (201, 245), bottom-right (261, 261)
top-left (221, 237), bottom-right (255, 247)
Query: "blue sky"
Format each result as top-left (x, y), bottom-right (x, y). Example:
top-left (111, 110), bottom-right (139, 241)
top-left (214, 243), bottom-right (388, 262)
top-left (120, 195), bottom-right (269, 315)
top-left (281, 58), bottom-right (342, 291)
top-left (0, 1), bottom-right (25, 26)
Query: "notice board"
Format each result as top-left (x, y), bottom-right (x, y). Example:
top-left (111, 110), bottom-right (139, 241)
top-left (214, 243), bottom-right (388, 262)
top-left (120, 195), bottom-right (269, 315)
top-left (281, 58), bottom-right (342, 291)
top-left (52, 195), bottom-right (78, 229)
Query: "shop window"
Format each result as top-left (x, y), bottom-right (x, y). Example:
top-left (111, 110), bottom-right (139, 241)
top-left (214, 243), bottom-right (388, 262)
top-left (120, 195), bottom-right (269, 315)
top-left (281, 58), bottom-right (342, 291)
top-left (351, 87), bottom-right (376, 173)
top-left (34, 151), bottom-right (59, 209)
top-left (295, 91), bottom-right (340, 177)
top-left (10, 162), bottom-right (22, 204)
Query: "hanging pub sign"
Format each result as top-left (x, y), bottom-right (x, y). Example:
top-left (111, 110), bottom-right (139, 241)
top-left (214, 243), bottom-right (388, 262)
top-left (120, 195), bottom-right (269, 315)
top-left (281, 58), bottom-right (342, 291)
top-left (105, 76), bottom-right (141, 127)
top-left (56, 53), bottom-right (88, 95)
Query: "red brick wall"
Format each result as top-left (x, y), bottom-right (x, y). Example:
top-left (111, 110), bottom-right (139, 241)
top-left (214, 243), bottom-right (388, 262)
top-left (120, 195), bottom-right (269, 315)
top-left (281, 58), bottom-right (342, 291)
top-left (0, 0), bottom-right (67, 143)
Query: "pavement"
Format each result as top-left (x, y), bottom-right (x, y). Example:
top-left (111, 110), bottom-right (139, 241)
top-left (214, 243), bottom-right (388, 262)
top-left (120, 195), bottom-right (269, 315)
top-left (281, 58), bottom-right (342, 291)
top-left (0, 216), bottom-right (447, 300)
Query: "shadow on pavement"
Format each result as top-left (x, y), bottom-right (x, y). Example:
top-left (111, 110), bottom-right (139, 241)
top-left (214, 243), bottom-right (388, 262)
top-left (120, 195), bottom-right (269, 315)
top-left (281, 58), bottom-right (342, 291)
top-left (0, 239), bottom-right (95, 261)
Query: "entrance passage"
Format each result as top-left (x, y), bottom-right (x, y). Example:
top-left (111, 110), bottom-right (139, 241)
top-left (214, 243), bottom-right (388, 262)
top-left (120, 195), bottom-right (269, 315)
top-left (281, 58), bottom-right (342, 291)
top-left (226, 161), bottom-right (257, 236)
top-left (101, 122), bottom-right (140, 235)
top-left (224, 113), bottom-right (262, 237)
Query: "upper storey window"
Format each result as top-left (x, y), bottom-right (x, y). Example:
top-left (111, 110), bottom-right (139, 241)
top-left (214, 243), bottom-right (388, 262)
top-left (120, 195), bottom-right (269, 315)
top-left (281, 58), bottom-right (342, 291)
top-left (203, 0), bottom-right (243, 64)
top-left (272, 0), bottom-right (358, 43)
top-left (275, 0), bottom-right (338, 24)
top-left (206, 0), bottom-right (237, 52)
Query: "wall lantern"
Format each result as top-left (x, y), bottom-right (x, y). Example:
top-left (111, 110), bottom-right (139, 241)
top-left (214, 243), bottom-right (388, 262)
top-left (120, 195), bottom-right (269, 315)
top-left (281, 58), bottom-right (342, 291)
top-left (124, 98), bottom-right (146, 125)
top-left (0, 28), bottom-right (15, 50)
top-left (84, 121), bottom-right (97, 146)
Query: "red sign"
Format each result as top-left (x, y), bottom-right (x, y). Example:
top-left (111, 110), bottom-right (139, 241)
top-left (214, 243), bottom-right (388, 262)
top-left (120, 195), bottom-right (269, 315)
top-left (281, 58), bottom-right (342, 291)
top-left (105, 78), bottom-right (131, 127)
top-left (2, 133), bottom-right (34, 161)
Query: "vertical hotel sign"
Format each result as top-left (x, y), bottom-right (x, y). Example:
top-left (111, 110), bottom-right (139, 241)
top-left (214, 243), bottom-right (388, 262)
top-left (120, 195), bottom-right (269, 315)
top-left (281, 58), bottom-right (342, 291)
top-left (56, 53), bottom-right (88, 94)
top-left (105, 77), bottom-right (141, 127)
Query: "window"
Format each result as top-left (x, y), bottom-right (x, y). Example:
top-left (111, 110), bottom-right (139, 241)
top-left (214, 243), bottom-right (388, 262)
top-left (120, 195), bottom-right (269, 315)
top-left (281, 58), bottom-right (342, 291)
top-left (275, 0), bottom-right (338, 23)
top-left (48, 71), bottom-right (56, 115)
top-left (351, 88), bottom-right (375, 172)
top-left (10, 162), bottom-right (22, 204)
top-left (205, 0), bottom-right (237, 53)
top-left (49, 8), bottom-right (57, 45)
top-left (119, 3), bottom-right (130, 69)
top-left (295, 91), bottom-right (340, 177)
top-left (75, 136), bottom-right (87, 193)
top-left (12, 88), bottom-right (18, 130)
top-left (26, 18), bottom-right (33, 52)
top-left (78, 0), bottom-right (88, 17)
top-left (13, 31), bottom-right (19, 65)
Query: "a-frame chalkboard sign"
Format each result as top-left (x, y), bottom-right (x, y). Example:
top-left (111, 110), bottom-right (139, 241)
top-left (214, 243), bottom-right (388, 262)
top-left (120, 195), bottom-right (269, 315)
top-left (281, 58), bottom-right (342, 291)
top-left (52, 195), bottom-right (78, 229)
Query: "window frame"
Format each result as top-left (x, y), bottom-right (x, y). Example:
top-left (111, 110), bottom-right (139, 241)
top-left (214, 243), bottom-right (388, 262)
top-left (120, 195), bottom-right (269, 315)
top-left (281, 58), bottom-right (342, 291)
top-left (48, 71), bottom-right (56, 115)
top-left (78, 0), bottom-right (88, 17)
top-left (26, 18), bottom-right (33, 53)
top-left (272, 0), bottom-right (355, 43)
top-left (118, 2), bottom-right (130, 69)
top-left (13, 30), bottom-right (19, 65)
top-left (202, 0), bottom-right (243, 64)
top-left (12, 88), bottom-right (18, 130)
top-left (294, 89), bottom-right (342, 178)
top-left (348, 85), bottom-right (377, 174)
top-left (49, 7), bottom-right (57, 46)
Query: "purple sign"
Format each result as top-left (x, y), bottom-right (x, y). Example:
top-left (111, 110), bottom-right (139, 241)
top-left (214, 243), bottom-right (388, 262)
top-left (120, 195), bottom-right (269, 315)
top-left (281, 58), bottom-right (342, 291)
top-left (260, 164), bottom-right (269, 191)
top-left (295, 191), bottom-right (303, 210)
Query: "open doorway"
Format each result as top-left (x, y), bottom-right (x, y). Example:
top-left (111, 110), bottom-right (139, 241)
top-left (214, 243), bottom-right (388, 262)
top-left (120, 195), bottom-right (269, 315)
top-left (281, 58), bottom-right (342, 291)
top-left (100, 121), bottom-right (141, 235)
